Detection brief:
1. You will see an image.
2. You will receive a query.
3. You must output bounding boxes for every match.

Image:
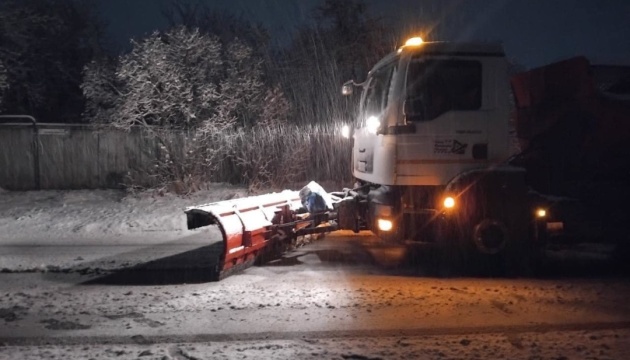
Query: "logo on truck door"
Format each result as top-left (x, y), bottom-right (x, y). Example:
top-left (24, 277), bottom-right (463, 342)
top-left (434, 139), bottom-right (468, 155)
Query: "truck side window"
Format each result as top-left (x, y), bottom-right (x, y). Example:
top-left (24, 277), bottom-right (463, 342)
top-left (406, 59), bottom-right (482, 121)
top-left (359, 63), bottom-right (396, 127)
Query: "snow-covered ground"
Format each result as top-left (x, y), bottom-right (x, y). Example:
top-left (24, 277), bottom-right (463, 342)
top-left (2, 266), bottom-right (630, 359)
top-left (0, 184), bottom-right (248, 245)
top-left (4, 328), bottom-right (630, 360)
top-left (1, 185), bottom-right (630, 359)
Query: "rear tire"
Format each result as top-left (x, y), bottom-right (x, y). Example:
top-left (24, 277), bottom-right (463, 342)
top-left (435, 215), bottom-right (541, 277)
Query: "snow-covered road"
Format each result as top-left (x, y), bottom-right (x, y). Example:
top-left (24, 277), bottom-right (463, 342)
top-left (0, 232), bottom-right (219, 273)
top-left (1, 186), bottom-right (630, 359)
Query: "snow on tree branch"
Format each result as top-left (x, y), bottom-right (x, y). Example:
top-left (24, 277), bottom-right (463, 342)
top-left (113, 27), bottom-right (223, 131)
top-left (81, 26), bottom-right (292, 192)
top-left (83, 26), bottom-right (288, 133)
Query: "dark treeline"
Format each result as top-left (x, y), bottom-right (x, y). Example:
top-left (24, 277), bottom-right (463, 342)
top-left (0, 0), bottom-right (399, 126)
top-left (0, 0), bottom-right (105, 123)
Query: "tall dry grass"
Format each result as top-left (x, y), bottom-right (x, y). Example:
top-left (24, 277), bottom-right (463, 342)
top-left (129, 123), bottom-right (353, 194)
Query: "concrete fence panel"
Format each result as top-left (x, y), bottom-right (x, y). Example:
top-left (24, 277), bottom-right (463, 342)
top-left (0, 124), bottom-right (160, 190)
top-left (0, 126), bottom-right (37, 190)
top-left (39, 127), bottom-right (100, 189)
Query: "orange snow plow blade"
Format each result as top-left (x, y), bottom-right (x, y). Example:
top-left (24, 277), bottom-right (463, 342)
top-left (185, 191), bottom-right (303, 280)
top-left (185, 182), bottom-right (361, 280)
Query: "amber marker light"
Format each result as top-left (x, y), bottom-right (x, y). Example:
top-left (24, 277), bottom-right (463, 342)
top-left (536, 209), bottom-right (547, 218)
top-left (443, 196), bottom-right (455, 209)
top-left (404, 37), bottom-right (424, 46)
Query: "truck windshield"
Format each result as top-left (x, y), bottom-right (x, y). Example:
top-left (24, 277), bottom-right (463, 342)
top-left (358, 61), bottom-right (397, 128)
top-left (406, 59), bottom-right (482, 121)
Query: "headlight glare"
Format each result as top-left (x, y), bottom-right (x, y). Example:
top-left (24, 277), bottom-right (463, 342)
top-left (341, 124), bottom-right (350, 139)
top-left (443, 196), bottom-right (455, 209)
top-left (377, 218), bottom-right (393, 232)
top-left (366, 116), bottom-right (380, 134)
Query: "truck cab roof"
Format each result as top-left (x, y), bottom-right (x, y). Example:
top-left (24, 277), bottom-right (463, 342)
top-left (370, 41), bottom-right (505, 74)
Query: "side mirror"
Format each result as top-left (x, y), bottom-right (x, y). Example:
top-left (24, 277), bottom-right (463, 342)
top-left (341, 81), bottom-right (354, 96)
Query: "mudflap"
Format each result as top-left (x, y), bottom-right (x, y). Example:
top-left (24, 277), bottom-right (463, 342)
top-left (185, 191), bottom-right (303, 280)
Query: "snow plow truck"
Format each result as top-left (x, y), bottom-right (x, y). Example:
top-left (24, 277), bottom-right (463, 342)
top-left (186, 37), bottom-right (630, 280)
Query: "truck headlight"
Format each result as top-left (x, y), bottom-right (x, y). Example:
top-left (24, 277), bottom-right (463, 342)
top-left (366, 116), bottom-right (380, 134)
top-left (341, 124), bottom-right (350, 139)
top-left (377, 218), bottom-right (393, 232)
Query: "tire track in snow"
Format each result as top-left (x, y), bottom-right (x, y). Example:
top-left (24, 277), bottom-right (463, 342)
top-left (2, 320), bottom-right (630, 346)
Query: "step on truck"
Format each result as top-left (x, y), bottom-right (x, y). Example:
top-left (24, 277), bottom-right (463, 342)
top-left (185, 37), bottom-right (630, 280)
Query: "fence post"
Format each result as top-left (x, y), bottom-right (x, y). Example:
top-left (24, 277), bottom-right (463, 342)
top-left (0, 115), bottom-right (40, 190)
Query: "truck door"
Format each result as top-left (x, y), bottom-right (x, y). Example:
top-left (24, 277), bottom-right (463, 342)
top-left (396, 57), bottom-right (493, 185)
top-left (353, 60), bottom-right (398, 177)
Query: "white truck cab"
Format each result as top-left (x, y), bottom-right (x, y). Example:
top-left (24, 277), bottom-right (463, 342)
top-left (349, 40), bottom-right (511, 187)
top-left (344, 38), bottom-right (526, 251)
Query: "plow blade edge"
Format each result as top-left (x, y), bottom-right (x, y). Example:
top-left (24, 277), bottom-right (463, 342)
top-left (185, 191), bottom-right (302, 279)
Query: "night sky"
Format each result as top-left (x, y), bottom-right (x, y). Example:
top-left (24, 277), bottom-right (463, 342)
top-left (99, 0), bottom-right (630, 68)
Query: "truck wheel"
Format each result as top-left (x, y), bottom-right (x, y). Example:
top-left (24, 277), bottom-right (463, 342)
top-left (473, 219), bottom-right (508, 254)
top-left (440, 218), bottom-right (529, 277)
top-left (472, 225), bottom-right (538, 277)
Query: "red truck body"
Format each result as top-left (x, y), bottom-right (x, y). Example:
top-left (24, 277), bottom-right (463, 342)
top-left (511, 57), bottom-right (630, 203)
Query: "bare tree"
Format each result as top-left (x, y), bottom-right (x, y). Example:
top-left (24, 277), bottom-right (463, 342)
top-left (81, 58), bottom-right (120, 124)
top-left (258, 86), bottom-right (290, 128)
top-left (278, 0), bottom-right (395, 126)
top-left (160, 0), bottom-right (270, 57)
